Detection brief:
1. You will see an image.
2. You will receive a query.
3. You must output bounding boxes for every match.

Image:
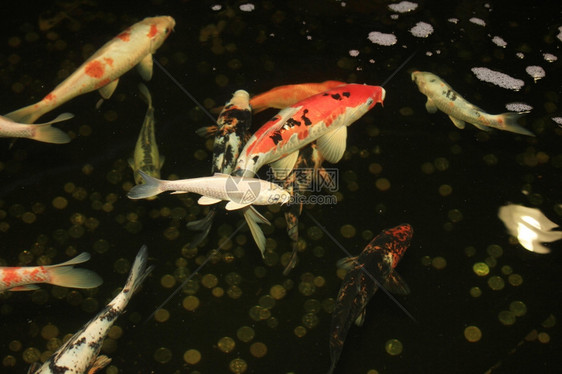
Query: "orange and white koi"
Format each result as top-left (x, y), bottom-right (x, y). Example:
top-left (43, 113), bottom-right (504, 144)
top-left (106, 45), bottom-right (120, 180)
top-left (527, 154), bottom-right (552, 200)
top-left (249, 80), bottom-right (346, 114)
top-left (29, 246), bottom-right (152, 374)
top-left (328, 224), bottom-right (413, 374)
top-left (411, 71), bottom-right (534, 136)
top-left (0, 112), bottom-right (72, 144)
top-left (0, 252), bottom-right (101, 292)
top-left (233, 84), bottom-right (386, 178)
top-left (6, 16), bottom-right (175, 124)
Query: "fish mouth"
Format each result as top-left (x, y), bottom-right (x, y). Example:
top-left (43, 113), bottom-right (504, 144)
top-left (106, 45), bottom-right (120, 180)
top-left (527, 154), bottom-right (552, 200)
top-left (380, 87), bottom-right (386, 102)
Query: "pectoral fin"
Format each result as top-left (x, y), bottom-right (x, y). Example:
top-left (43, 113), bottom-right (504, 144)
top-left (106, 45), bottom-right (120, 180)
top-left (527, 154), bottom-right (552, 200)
top-left (225, 201), bottom-right (252, 210)
top-left (269, 151), bottom-right (299, 179)
top-left (137, 54), bottom-right (154, 81)
top-left (198, 196), bottom-right (222, 205)
top-left (98, 79), bottom-right (119, 99)
top-left (336, 256), bottom-right (359, 271)
top-left (448, 115), bottom-right (466, 129)
top-left (383, 270), bottom-right (411, 295)
top-left (243, 207), bottom-right (268, 257)
top-left (354, 308), bottom-right (367, 327)
top-left (425, 98), bottom-right (438, 113)
top-left (9, 285), bottom-right (41, 291)
top-left (317, 126), bottom-right (347, 163)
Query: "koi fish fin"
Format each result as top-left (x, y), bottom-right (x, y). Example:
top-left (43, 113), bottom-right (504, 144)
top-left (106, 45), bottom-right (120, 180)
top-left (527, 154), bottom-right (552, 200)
top-left (498, 112), bottom-right (535, 136)
top-left (26, 112), bottom-right (73, 144)
top-left (27, 362), bottom-right (41, 374)
top-left (9, 285), bottom-right (41, 291)
top-left (198, 196), bottom-right (222, 205)
top-left (170, 191), bottom-right (188, 194)
top-left (471, 122), bottom-right (492, 132)
top-left (98, 78), bottom-right (119, 100)
top-left (269, 151), bottom-right (299, 179)
top-left (137, 54), bottom-right (153, 81)
top-left (336, 256), bottom-right (359, 271)
top-left (186, 209), bottom-right (216, 248)
top-left (225, 201), bottom-right (252, 210)
top-left (384, 270), bottom-right (411, 295)
top-left (196, 125), bottom-right (218, 138)
top-left (87, 355), bottom-right (112, 374)
top-left (243, 206), bottom-right (269, 257)
top-left (138, 83), bottom-right (153, 107)
top-left (47, 253), bottom-right (103, 289)
top-left (354, 308), bottom-right (367, 327)
top-left (159, 155), bottom-right (165, 169)
top-left (425, 98), bottom-right (438, 113)
top-left (448, 115), bottom-right (465, 129)
top-left (128, 157), bottom-right (135, 169)
top-left (317, 126), bottom-right (347, 163)
top-left (127, 170), bottom-right (164, 199)
top-left (187, 209), bottom-right (216, 231)
top-left (123, 245), bottom-right (153, 296)
top-left (5, 103), bottom-right (45, 124)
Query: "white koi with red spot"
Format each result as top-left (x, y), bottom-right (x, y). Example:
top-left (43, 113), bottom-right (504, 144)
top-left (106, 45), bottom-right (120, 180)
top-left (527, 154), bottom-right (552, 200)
top-left (29, 246), bottom-right (152, 374)
top-left (233, 83), bottom-right (386, 178)
top-left (411, 71), bottom-right (534, 136)
top-left (0, 252), bottom-right (101, 292)
top-left (6, 16), bottom-right (175, 124)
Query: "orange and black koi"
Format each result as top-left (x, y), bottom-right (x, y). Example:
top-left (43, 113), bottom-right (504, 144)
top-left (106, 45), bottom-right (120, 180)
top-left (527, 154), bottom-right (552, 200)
top-left (328, 224), bottom-right (413, 374)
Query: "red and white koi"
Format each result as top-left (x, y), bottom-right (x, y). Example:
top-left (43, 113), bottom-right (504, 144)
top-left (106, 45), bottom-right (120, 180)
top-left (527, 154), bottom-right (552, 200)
top-left (0, 112), bottom-right (72, 144)
top-left (0, 252), bottom-right (101, 292)
top-left (249, 80), bottom-right (346, 114)
top-left (6, 16), bottom-right (175, 124)
top-left (411, 71), bottom-right (534, 136)
top-left (233, 84), bottom-right (385, 178)
top-left (29, 246), bottom-right (152, 374)
top-left (128, 170), bottom-right (290, 211)
top-left (329, 224), bottom-right (413, 374)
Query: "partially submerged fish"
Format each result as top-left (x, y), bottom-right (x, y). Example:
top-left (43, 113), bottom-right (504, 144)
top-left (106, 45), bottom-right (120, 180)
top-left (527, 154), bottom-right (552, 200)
top-left (498, 204), bottom-right (562, 254)
top-left (6, 16), bottom-right (175, 124)
top-left (281, 142), bottom-right (330, 274)
top-left (0, 252), bottom-right (101, 292)
top-left (233, 84), bottom-right (385, 178)
top-left (28, 246), bottom-right (152, 374)
top-left (329, 224), bottom-right (413, 374)
top-left (128, 170), bottom-right (291, 210)
top-left (411, 71), bottom-right (534, 136)
top-left (0, 112), bottom-right (72, 144)
top-left (188, 90), bottom-right (272, 254)
top-left (249, 81), bottom-right (346, 114)
top-left (129, 83), bottom-right (164, 185)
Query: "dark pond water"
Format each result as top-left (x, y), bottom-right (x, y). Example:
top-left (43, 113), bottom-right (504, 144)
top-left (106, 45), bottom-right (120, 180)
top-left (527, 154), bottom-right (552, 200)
top-left (1, 1), bottom-right (561, 373)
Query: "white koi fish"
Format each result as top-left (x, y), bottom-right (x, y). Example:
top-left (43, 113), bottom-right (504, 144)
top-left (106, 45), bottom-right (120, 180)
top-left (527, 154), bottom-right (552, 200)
top-left (411, 71), bottom-right (534, 136)
top-left (28, 246), bottom-right (152, 374)
top-left (0, 252), bottom-right (101, 292)
top-left (0, 112), bottom-right (72, 144)
top-left (128, 83), bottom-right (164, 185)
top-left (128, 170), bottom-right (290, 210)
top-left (6, 16), bottom-right (175, 124)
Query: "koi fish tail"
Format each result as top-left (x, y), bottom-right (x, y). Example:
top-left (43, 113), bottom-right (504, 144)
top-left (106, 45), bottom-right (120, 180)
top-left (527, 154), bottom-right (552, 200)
top-left (122, 245), bottom-right (153, 295)
top-left (30, 113), bottom-right (74, 144)
top-left (5, 102), bottom-right (49, 124)
top-left (47, 252), bottom-right (103, 289)
top-left (243, 206), bottom-right (271, 258)
top-left (127, 170), bottom-right (165, 199)
top-left (498, 112), bottom-right (535, 136)
top-left (186, 208), bottom-right (216, 248)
